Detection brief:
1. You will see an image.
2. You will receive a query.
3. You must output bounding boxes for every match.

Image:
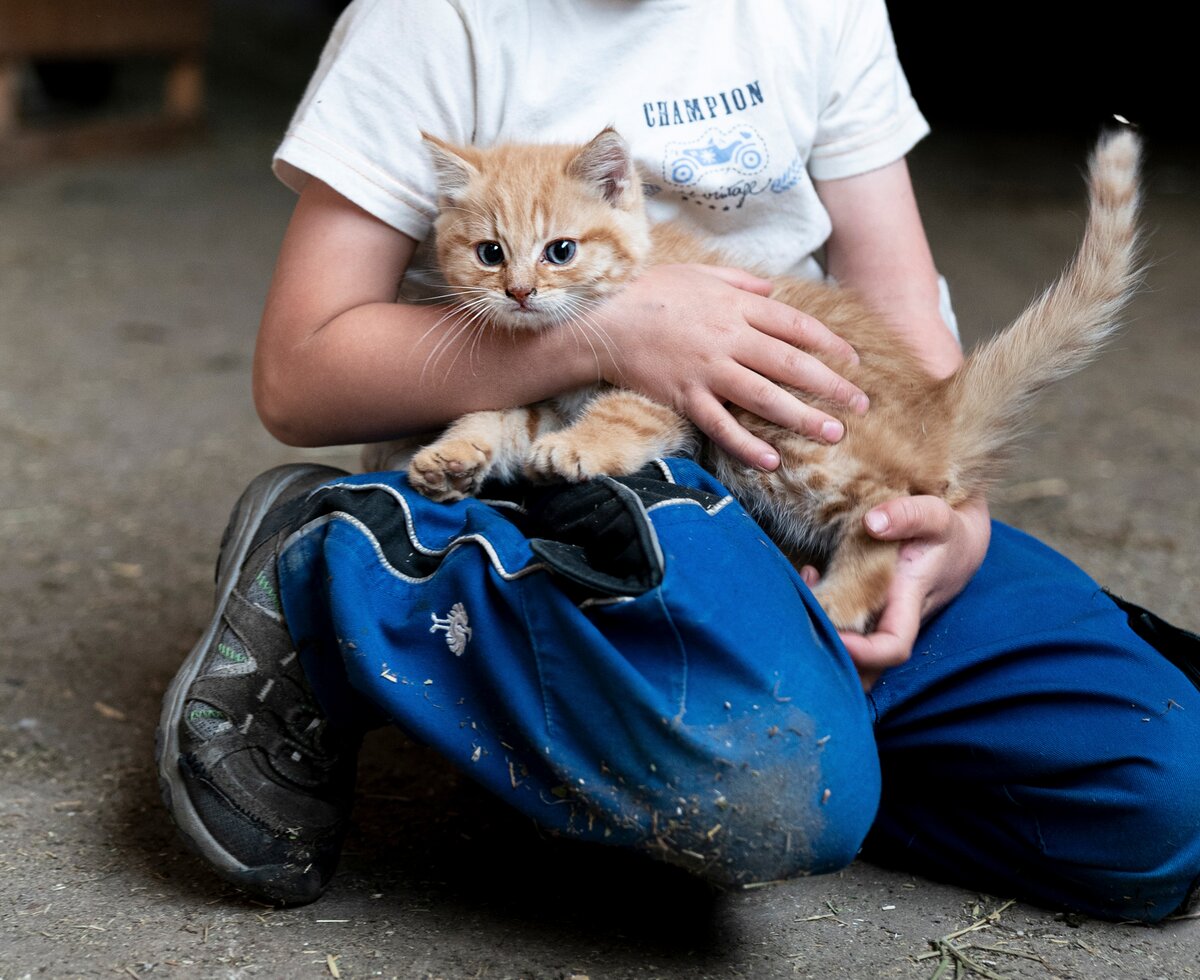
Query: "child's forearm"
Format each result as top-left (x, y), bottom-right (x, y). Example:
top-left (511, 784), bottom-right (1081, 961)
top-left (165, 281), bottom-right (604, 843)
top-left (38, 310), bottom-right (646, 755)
top-left (253, 297), bottom-right (602, 447)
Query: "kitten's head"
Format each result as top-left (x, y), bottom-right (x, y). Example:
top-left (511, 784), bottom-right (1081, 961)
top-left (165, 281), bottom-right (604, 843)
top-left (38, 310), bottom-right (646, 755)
top-left (424, 128), bottom-right (652, 331)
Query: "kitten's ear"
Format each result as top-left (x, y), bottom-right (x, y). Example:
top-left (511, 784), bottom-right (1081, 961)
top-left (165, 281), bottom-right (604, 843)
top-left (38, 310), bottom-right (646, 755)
top-left (422, 132), bottom-right (479, 203)
top-left (568, 128), bottom-right (637, 207)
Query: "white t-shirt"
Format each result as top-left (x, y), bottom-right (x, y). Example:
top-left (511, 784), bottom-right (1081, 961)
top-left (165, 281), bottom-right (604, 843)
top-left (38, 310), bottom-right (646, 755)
top-left (274, 0), bottom-right (929, 285)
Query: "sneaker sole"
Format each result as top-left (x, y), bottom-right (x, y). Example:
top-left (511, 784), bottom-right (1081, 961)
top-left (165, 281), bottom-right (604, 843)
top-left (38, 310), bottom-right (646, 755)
top-left (155, 463), bottom-right (346, 902)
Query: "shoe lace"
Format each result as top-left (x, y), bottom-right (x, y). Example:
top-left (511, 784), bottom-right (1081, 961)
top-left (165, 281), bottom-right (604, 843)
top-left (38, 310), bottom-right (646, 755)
top-left (259, 658), bottom-right (351, 782)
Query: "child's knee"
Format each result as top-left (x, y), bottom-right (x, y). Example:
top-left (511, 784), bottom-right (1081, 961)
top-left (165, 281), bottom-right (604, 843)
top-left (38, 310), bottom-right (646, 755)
top-left (1092, 717), bottom-right (1200, 920)
top-left (646, 760), bottom-right (878, 887)
top-left (592, 706), bottom-right (881, 886)
top-left (866, 713), bottom-right (1200, 921)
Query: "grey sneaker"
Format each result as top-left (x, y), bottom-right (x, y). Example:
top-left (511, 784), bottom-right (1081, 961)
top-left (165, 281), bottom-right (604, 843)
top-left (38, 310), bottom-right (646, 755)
top-left (156, 463), bottom-right (358, 906)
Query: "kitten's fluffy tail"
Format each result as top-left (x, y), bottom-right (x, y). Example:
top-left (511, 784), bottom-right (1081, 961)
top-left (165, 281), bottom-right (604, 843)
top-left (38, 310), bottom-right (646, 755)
top-left (944, 128), bottom-right (1143, 498)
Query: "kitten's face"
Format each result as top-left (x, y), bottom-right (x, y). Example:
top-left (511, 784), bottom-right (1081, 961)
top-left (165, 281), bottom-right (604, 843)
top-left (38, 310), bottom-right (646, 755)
top-left (427, 130), bottom-right (652, 332)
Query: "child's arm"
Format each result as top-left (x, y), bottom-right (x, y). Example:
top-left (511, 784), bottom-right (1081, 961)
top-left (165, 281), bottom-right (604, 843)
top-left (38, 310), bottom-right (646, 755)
top-left (817, 157), bottom-right (961, 378)
top-left (815, 158), bottom-right (992, 680)
top-left (254, 179), bottom-right (869, 470)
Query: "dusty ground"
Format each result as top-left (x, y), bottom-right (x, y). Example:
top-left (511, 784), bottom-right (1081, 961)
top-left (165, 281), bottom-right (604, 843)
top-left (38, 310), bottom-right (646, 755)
top-left (2, 32), bottom-right (1199, 980)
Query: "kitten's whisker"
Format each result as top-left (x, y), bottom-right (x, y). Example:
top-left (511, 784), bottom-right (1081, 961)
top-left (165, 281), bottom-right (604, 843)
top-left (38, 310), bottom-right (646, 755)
top-left (546, 300), bottom-right (606, 381)
top-left (419, 297), bottom-right (496, 382)
top-left (456, 303), bottom-right (496, 375)
top-left (421, 315), bottom-right (477, 385)
top-left (576, 302), bottom-right (627, 382)
top-left (414, 309), bottom-right (470, 381)
top-left (467, 317), bottom-right (489, 374)
top-left (550, 299), bottom-right (598, 360)
top-left (568, 320), bottom-right (603, 378)
top-left (413, 305), bottom-right (469, 351)
top-left (440, 323), bottom-right (482, 384)
top-left (566, 300), bottom-right (621, 380)
top-left (440, 304), bottom-right (497, 383)
top-left (415, 288), bottom-right (491, 304)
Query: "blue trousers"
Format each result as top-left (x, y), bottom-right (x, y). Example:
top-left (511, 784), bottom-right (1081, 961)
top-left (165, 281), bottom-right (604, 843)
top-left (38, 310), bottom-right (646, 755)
top-left (275, 459), bottom-right (1200, 922)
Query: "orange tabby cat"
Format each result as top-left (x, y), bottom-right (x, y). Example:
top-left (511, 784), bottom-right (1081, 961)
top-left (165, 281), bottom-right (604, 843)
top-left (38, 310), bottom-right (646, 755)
top-left (367, 127), bottom-right (1141, 631)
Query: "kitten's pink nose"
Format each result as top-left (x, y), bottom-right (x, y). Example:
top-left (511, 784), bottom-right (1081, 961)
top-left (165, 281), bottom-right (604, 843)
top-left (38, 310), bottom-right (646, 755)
top-left (506, 286), bottom-right (536, 306)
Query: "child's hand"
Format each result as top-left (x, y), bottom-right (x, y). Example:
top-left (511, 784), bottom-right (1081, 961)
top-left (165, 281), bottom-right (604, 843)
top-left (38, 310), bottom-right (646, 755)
top-left (594, 263), bottom-right (869, 470)
top-left (837, 494), bottom-right (992, 690)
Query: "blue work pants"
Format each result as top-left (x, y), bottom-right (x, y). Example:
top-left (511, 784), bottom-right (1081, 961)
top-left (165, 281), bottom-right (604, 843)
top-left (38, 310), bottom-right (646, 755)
top-left (276, 460), bottom-right (1200, 922)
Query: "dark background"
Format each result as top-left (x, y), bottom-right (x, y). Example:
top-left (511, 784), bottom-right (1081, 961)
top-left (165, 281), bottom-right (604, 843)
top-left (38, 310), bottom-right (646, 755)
top-left (889, 6), bottom-right (1181, 142)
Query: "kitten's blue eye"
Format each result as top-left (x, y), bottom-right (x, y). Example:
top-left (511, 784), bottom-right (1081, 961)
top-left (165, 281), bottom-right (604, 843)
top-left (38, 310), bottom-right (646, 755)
top-left (543, 239), bottom-right (577, 265)
top-left (476, 242), bottom-right (504, 266)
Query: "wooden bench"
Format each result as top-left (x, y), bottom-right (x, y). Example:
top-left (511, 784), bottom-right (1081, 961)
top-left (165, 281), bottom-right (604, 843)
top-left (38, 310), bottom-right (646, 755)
top-left (0, 0), bottom-right (210, 167)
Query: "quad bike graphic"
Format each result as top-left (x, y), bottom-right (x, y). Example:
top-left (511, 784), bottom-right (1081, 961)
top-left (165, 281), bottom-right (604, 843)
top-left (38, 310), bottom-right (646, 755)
top-left (667, 129), bottom-right (766, 186)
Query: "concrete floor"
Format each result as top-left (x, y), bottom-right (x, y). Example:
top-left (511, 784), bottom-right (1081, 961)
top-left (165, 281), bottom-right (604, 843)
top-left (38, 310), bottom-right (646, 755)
top-left (2, 67), bottom-right (1199, 980)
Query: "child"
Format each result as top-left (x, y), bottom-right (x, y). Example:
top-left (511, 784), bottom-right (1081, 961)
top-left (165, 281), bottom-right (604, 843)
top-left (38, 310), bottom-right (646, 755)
top-left (158, 0), bottom-right (1200, 917)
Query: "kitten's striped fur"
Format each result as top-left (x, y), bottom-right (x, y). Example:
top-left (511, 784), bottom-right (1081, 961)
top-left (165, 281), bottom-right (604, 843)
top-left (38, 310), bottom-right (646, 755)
top-left (367, 128), bottom-right (1142, 631)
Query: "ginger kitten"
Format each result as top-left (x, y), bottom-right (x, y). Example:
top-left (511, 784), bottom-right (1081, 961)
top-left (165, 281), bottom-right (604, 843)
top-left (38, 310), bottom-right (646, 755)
top-left (367, 127), bottom-right (1141, 632)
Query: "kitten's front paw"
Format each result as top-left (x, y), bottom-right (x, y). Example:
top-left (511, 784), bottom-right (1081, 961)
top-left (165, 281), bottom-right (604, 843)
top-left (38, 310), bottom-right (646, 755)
top-left (409, 440), bottom-right (493, 501)
top-left (527, 432), bottom-right (632, 482)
